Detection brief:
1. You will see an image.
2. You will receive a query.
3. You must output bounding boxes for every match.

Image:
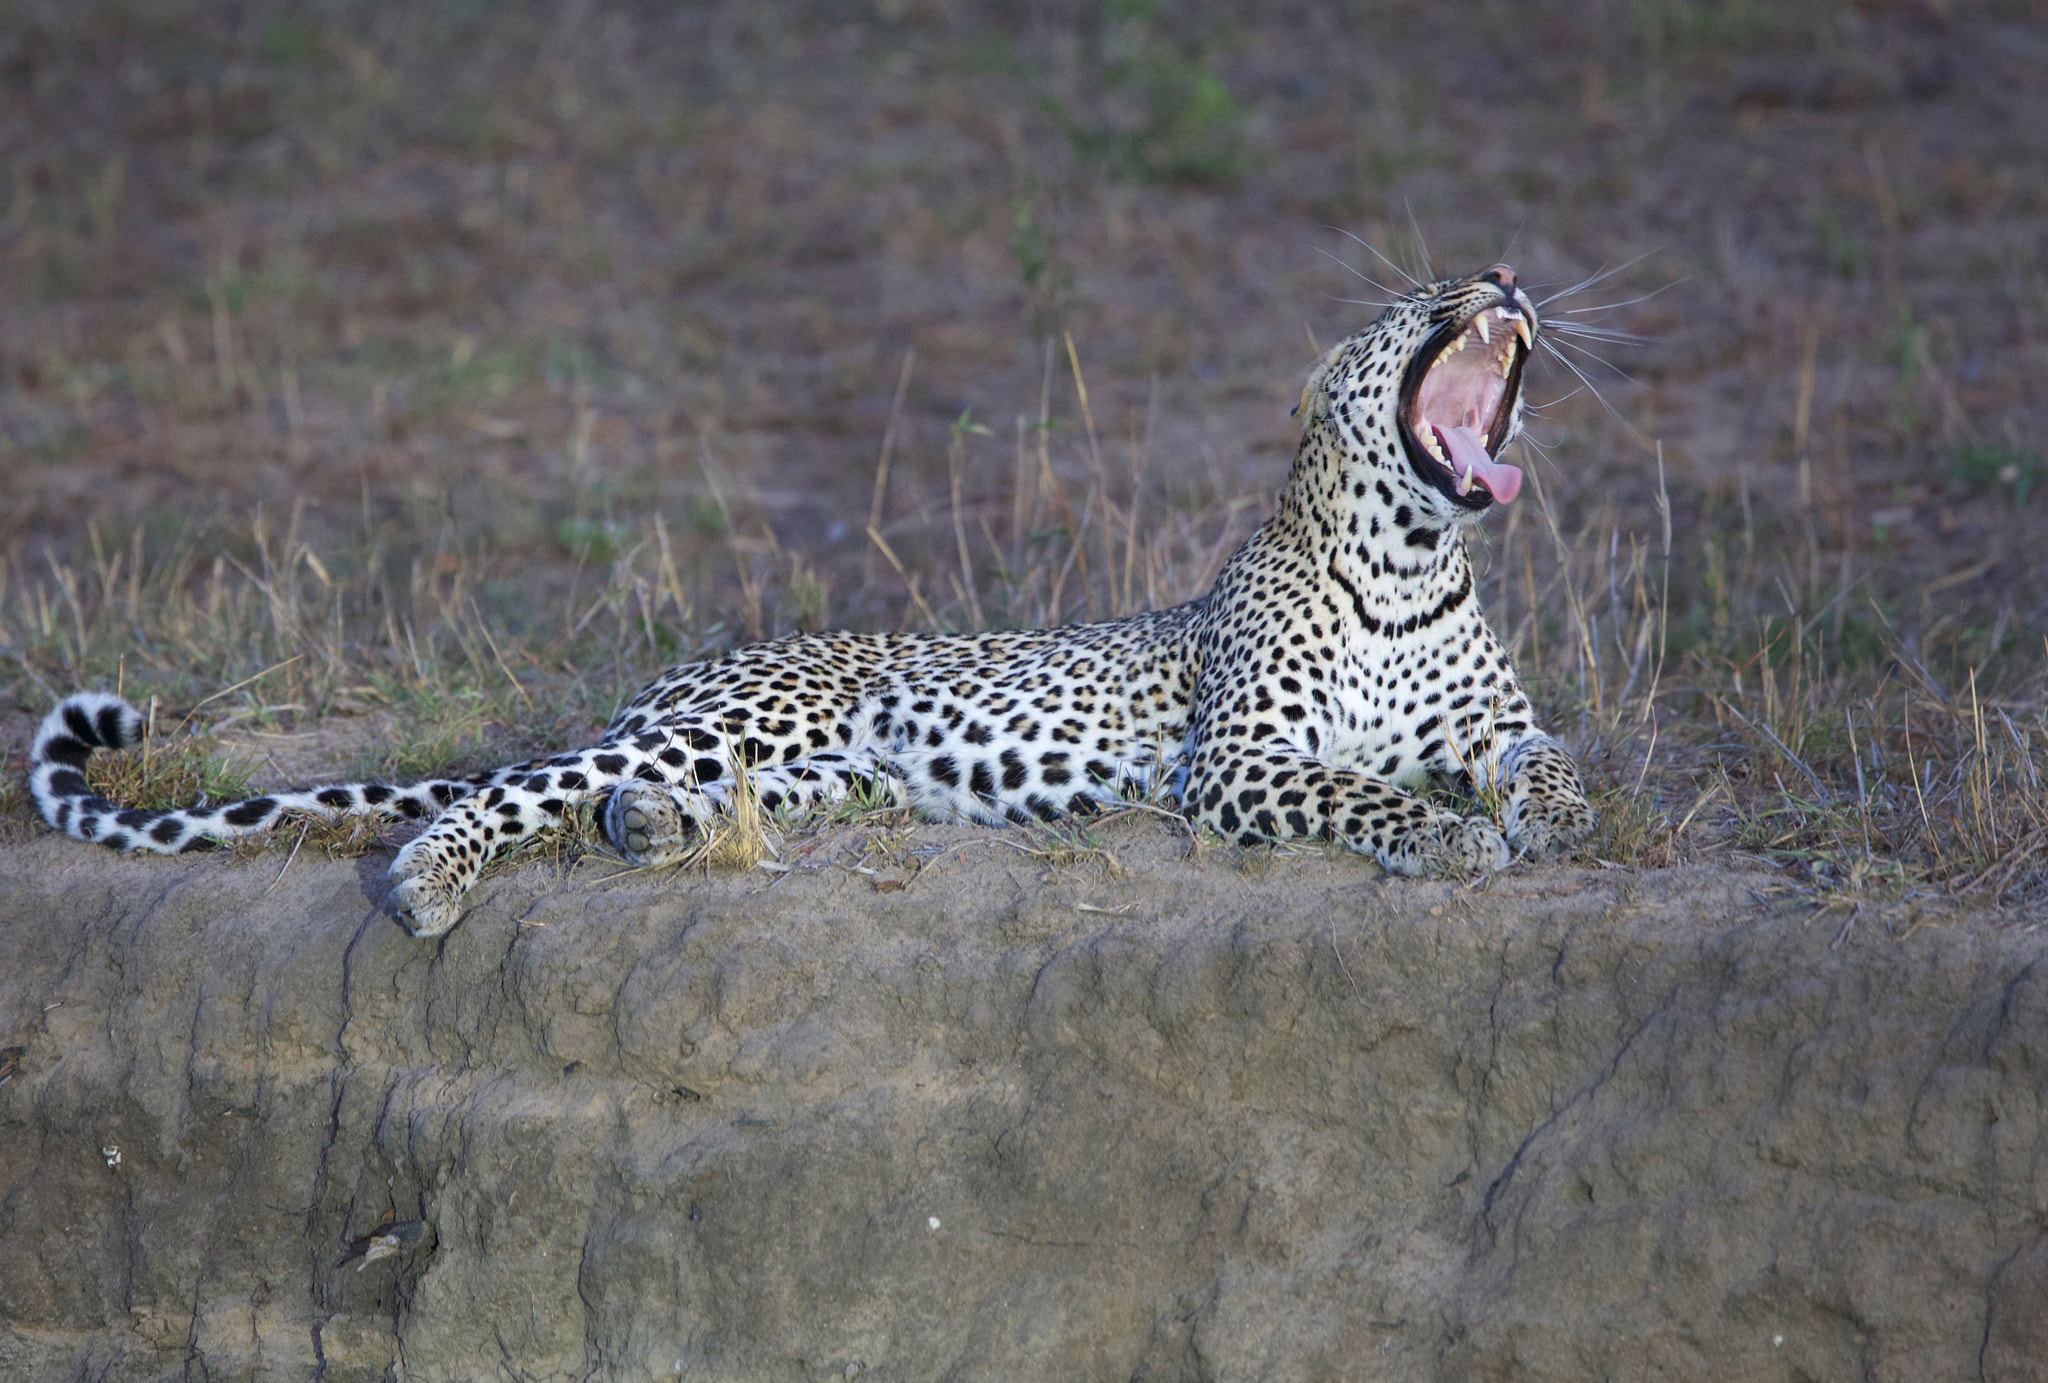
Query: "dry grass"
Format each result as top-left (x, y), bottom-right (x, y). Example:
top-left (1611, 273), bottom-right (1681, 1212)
top-left (3, 1), bottom-right (2045, 910)
top-left (692, 754), bottom-right (775, 874)
top-left (1491, 455), bottom-right (2048, 906)
top-left (1014, 817), bottom-right (1126, 878)
top-left (78, 699), bottom-right (255, 813)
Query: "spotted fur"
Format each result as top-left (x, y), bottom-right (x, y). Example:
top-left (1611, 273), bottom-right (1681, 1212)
top-left (30, 265), bottom-right (1592, 937)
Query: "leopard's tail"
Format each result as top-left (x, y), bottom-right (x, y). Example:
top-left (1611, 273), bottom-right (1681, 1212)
top-left (30, 692), bottom-right (468, 854)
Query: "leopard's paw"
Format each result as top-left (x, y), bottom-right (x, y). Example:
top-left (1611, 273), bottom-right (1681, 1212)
top-left (1384, 813), bottom-right (1510, 878)
top-left (386, 847), bottom-right (466, 939)
top-left (1442, 814), bottom-right (1510, 874)
top-left (603, 780), bottom-right (707, 867)
top-left (1504, 789), bottom-right (1594, 859)
top-left (1500, 740), bottom-right (1594, 860)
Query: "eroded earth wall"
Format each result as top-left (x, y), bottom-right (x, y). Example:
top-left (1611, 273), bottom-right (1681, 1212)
top-left (1, 828), bottom-right (2043, 1381)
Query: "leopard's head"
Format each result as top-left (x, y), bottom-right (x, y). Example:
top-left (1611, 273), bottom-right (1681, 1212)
top-left (1299, 263), bottom-right (1536, 524)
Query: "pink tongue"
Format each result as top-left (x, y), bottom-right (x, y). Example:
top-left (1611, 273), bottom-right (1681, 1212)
top-left (1439, 425), bottom-right (1521, 504)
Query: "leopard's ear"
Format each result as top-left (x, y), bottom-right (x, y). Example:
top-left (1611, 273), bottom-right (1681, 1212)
top-left (1294, 340), bottom-right (1349, 422)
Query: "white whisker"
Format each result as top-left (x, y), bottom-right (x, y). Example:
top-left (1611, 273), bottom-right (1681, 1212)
top-left (1314, 245), bottom-right (1411, 302)
top-left (1403, 201), bottom-right (1435, 283)
top-left (1506, 424), bottom-right (1570, 480)
top-left (1499, 220), bottom-right (1528, 267)
top-left (1325, 227), bottom-right (1424, 292)
top-left (1546, 321), bottom-right (1649, 345)
top-left (1538, 339), bottom-right (1634, 426)
top-left (1543, 333), bottom-right (1636, 380)
top-left (1533, 250), bottom-right (1659, 308)
top-left (1525, 386), bottom-right (1589, 411)
top-left (1554, 279), bottom-right (1688, 315)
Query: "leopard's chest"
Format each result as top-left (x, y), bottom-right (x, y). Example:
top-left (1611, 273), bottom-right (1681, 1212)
top-left (1276, 583), bottom-right (1492, 782)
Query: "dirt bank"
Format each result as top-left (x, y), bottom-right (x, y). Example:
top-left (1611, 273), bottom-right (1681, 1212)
top-left (1, 821), bottom-right (2041, 1381)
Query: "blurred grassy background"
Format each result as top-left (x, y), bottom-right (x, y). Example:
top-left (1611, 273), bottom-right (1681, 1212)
top-left (3, 0), bottom-right (2045, 902)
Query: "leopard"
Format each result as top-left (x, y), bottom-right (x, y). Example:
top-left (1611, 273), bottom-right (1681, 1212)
top-left (29, 263), bottom-right (1592, 939)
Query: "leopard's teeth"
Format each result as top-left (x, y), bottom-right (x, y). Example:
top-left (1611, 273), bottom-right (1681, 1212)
top-left (1421, 428), bottom-right (1446, 463)
top-left (1474, 314), bottom-right (1490, 345)
top-left (1513, 317), bottom-right (1533, 349)
top-left (1456, 464), bottom-right (1477, 495)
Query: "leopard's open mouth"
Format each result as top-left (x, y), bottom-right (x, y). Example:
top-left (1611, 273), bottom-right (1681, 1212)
top-left (1398, 297), bottom-right (1533, 507)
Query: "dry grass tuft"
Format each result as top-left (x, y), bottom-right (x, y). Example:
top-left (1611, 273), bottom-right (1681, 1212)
top-left (1015, 817), bottom-right (1125, 878)
top-left (682, 752), bottom-right (776, 874)
top-left (289, 813), bottom-right (393, 862)
top-left (82, 710), bottom-right (254, 814)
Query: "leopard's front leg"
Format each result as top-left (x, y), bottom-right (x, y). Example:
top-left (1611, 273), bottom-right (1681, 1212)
top-left (1185, 742), bottom-right (1507, 877)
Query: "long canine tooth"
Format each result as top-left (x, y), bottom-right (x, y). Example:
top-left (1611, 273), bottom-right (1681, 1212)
top-left (1513, 317), bottom-right (1533, 349)
top-left (1474, 314), bottom-right (1490, 345)
top-left (1456, 464), bottom-right (1477, 495)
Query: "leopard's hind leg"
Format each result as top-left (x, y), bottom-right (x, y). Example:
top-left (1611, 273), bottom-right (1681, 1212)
top-left (604, 747), bottom-right (902, 866)
top-left (384, 741), bottom-right (659, 936)
top-left (384, 719), bottom-right (891, 935)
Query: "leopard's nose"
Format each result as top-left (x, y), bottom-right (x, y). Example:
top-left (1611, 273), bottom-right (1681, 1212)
top-left (1481, 264), bottom-right (1516, 292)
